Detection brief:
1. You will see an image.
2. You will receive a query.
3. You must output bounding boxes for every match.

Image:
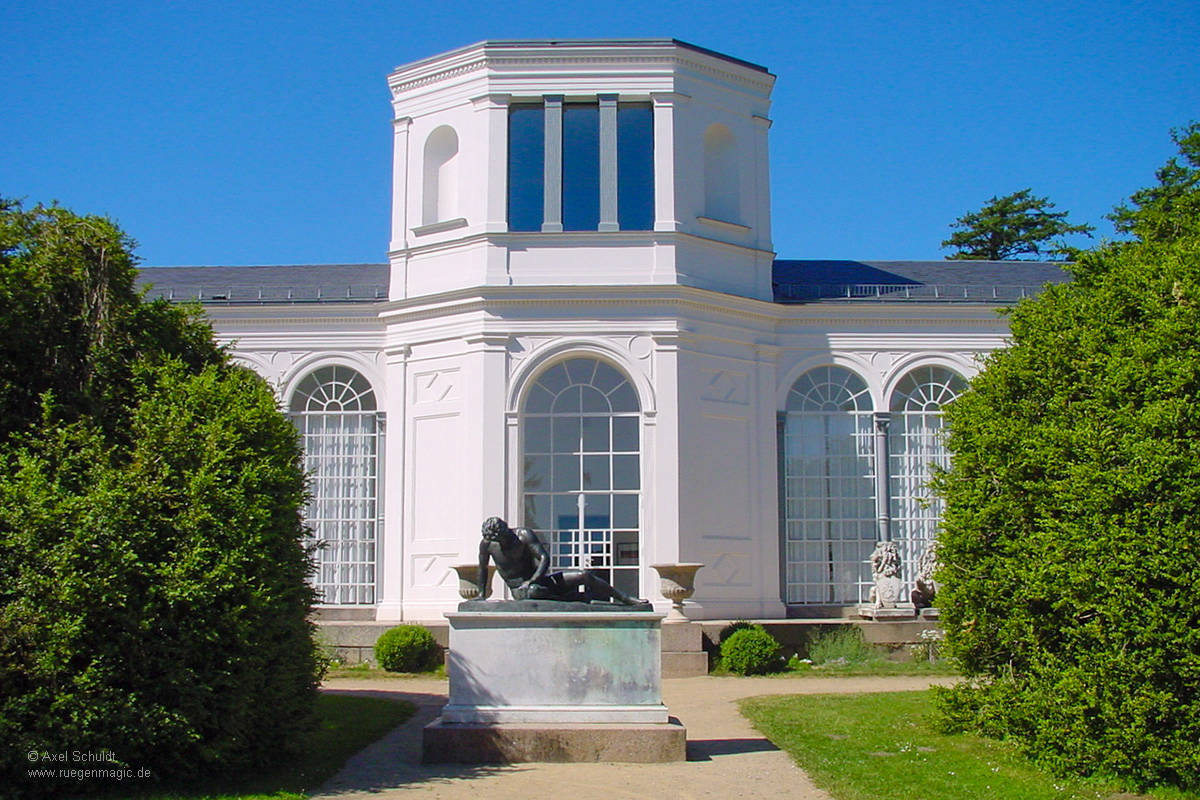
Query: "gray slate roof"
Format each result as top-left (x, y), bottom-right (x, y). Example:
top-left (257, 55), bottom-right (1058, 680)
top-left (137, 264), bottom-right (388, 304)
top-left (135, 259), bottom-right (1073, 306)
top-left (772, 260), bottom-right (1072, 303)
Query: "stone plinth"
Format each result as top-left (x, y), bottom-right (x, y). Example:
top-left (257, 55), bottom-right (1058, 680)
top-left (440, 609), bottom-right (667, 724)
top-left (424, 607), bottom-right (685, 762)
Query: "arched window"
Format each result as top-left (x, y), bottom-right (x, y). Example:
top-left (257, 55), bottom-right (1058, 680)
top-left (782, 366), bottom-right (876, 603)
top-left (521, 357), bottom-right (641, 600)
top-left (290, 366), bottom-right (380, 605)
top-left (703, 123), bottom-right (739, 222)
top-left (888, 366), bottom-right (967, 587)
top-left (422, 125), bottom-right (459, 225)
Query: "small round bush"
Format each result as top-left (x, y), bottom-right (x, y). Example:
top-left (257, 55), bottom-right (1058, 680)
top-left (374, 625), bottom-right (440, 673)
top-left (720, 625), bottom-right (781, 675)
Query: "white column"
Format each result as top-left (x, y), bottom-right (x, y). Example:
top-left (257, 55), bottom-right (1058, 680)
top-left (389, 116), bottom-right (412, 253)
top-left (472, 93), bottom-right (511, 233)
top-left (650, 93), bottom-right (683, 233)
top-left (598, 94), bottom-right (619, 231)
top-left (873, 412), bottom-right (891, 542)
top-left (542, 95), bottom-right (564, 232)
top-left (377, 344), bottom-right (410, 620)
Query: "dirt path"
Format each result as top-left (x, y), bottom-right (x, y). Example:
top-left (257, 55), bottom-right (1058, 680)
top-left (312, 674), bottom-right (954, 799)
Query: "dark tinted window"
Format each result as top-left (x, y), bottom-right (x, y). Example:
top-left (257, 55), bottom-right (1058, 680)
top-left (617, 103), bottom-right (654, 231)
top-left (508, 104), bottom-right (544, 232)
top-left (562, 103), bottom-right (600, 231)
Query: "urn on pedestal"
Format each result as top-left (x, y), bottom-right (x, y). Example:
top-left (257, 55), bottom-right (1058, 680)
top-left (650, 563), bottom-right (704, 621)
top-left (451, 564), bottom-right (496, 600)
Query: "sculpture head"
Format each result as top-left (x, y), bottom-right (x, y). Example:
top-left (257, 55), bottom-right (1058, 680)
top-left (481, 516), bottom-right (512, 542)
top-left (870, 540), bottom-right (902, 578)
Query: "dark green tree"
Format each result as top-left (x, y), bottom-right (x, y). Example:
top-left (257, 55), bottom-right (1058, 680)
top-left (1110, 121), bottom-right (1200, 244)
top-left (0, 199), bottom-right (322, 795)
top-left (932, 169), bottom-right (1200, 787)
top-left (942, 188), bottom-right (1094, 261)
top-left (0, 199), bottom-right (220, 444)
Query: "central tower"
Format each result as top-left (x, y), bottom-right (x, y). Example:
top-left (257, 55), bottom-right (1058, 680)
top-left (386, 39), bottom-right (776, 301)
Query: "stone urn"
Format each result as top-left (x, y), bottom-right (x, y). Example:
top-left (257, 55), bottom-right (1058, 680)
top-left (451, 564), bottom-right (495, 601)
top-left (650, 563), bottom-right (704, 622)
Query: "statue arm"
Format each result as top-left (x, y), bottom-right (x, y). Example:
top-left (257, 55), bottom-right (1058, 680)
top-left (477, 540), bottom-right (491, 594)
top-left (517, 528), bottom-right (549, 588)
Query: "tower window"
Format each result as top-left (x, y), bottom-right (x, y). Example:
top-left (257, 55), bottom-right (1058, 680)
top-left (507, 98), bottom-right (653, 232)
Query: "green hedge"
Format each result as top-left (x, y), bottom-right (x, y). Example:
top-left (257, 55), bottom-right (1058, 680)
top-left (0, 364), bottom-right (322, 793)
top-left (933, 230), bottom-right (1200, 790)
top-left (720, 624), bottom-right (781, 675)
top-left (375, 625), bottom-right (441, 673)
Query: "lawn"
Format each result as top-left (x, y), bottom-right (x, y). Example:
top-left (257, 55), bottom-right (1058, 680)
top-left (740, 690), bottom-right (1198, 800)
top-left (124, 692), bottom-right (415, 800)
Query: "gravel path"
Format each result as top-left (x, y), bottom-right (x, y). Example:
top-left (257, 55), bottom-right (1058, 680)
top-left (312, 674), bottom-right (954, 799)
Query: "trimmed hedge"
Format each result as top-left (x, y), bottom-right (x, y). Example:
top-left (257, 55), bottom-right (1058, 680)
top-left (720, 624), bottom-right (781, 675)
top-left (933, 230), bottom-right (1200, 790)
top-left (375, 625), bottom-right (441, 673)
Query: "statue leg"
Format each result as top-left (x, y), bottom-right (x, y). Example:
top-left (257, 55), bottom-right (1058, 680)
top-left (564, 570), bottom-right (640, 605)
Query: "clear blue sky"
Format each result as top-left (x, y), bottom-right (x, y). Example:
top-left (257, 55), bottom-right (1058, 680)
top-left (3, 0), bottom-right (1197, 265)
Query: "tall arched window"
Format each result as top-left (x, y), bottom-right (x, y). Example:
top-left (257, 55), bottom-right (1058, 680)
top-left (422, 125), bottom-right (459, 225)
top-left (290, 366), bottom-right (380, 605)
top-left (783, 366), bottom-right (876, 603)
top-left (521, 357), bottom-right (641, 600)
top-left (703, 123), bottom-right (739, 222)
top-left (888, 366), bottom-right (967, 587)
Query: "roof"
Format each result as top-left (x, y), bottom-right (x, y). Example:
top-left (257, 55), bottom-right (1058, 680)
top-left (135, 259), bottom-right (1073, 306)
top-left (136, 264), bottom-right (388, 304)
top-left (772, 260), bottom-right (1073, 304)
top-left (395, 39), bottom-right (771, 76)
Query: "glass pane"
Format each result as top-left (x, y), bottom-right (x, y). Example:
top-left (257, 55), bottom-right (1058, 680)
top-left (608, 382), bottom-right (638, 412)
top-left (536, 362), bottom-right (569, 395)
top-left (581, 416), bottom-right (609, 451)
top-left (581, 385), bottom-right (609, 413)
top-left (553, 494), bottom-right (578, 530)
top-left (552, 385), bottom-right (582, 413)
top-left (524, 417), bottom-right (551, 453)
top-left (612, 455), bottom-right (639, 490)
top-left (592, 361), bottom-right (624, 394)
top-left (582, 454), bottom-right (609, 490)
top-left (565, 357), bottom-right (596, 385)
top-left (525, 383), bottom-right (553, 413)
top-left (612, 416), bottom-right (638, 452)
top-left (523, 493), bottom-right (548, 530)
top-left (562, 102), bottom-right (600, 231)
top-left (583, 493), bottom-right (611, 529)
top-left (508, 103), bottom-right (544, 232)
top-left (613, 494), bottom-right (638, 528)
top-left (523, 454), bottom-right (550, 491)
top-left (552, 417), bottom-right (579, 452)
top-left (552, 454), bottom-right (579, 492)
top-left (617, 102), bottom-right (654, 231)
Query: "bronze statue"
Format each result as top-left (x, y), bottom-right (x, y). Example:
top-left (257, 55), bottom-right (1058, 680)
top-left (477, 516), bottom-right (642, 605)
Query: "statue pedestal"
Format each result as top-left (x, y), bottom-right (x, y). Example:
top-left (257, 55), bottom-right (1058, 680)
top-left (423, 607), bottom-right (686, 762)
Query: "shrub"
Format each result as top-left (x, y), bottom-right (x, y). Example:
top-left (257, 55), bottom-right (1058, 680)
top-left (720, 625), bottom-right (781, 675)
top-left (806, 625), bottom-right (880, 667)
top-left (0, 363), bottom-right (322, 793)
top-left (934, 134), bottom-right (1200, 791)
top-left (375, 625), bottom-right (441, 673)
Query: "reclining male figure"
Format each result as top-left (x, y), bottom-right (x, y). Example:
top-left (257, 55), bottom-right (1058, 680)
top-left (477, 516), bottom-right (642, 605)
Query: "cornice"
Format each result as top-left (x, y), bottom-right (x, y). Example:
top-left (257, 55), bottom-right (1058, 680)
top-left (388, 42), bottom-right (774, 101)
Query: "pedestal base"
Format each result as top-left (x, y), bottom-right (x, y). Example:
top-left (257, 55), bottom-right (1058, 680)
top-left (858, 603), bottom-right (918, 620)
top-left (422, 718), bottom-right (687, 763)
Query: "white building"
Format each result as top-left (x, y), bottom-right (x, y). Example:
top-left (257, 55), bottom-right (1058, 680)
top-left (139, 40), bottom-right (1067, 622)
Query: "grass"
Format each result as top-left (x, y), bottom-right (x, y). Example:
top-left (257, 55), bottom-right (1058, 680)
top-left (325, 660), bottom-right (446, 680)
top-left (123, 692), bottom-right (415, 800)
top-left (712, 624), bottom-right (960, 677)
top-left (740, 690), bottom-right (1197, 800)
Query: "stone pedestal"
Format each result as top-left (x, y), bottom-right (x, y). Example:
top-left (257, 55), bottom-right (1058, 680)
top-left (423, 606), bottom-right (686, 762)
